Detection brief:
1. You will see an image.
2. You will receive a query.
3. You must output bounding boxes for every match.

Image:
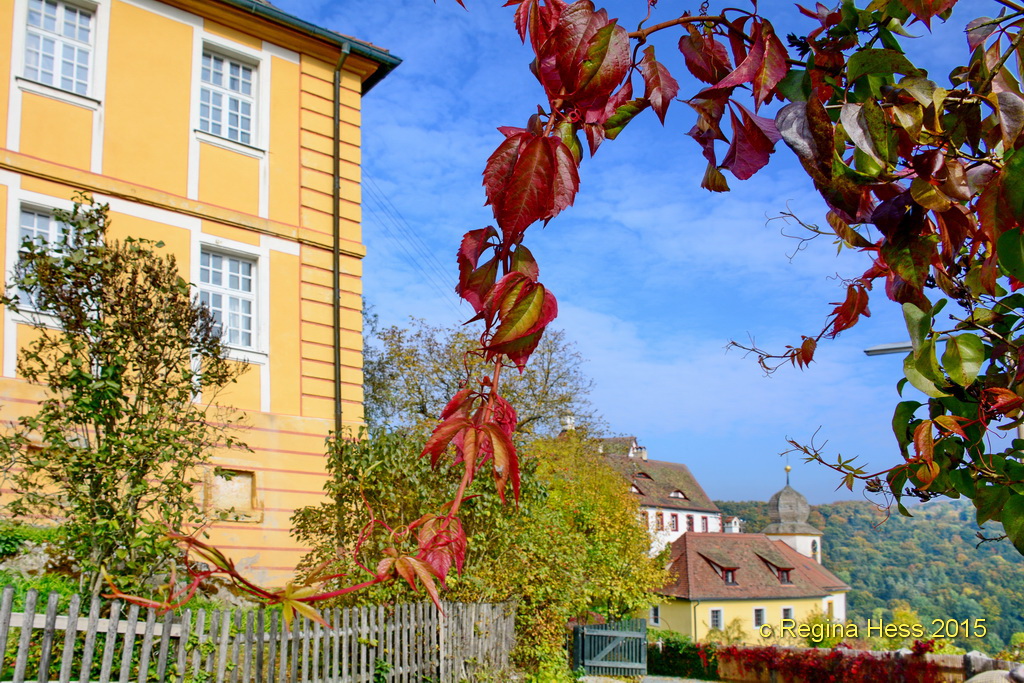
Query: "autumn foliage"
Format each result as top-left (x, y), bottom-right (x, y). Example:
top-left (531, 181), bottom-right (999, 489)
top-left (439, 0), bottom-right (1024, 563)
top-left (115, 0), bottom-right (1024, 621)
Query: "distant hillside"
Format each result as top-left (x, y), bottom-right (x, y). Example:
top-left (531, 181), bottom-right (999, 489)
top-left (715, 498), bottom-right (1024, 651)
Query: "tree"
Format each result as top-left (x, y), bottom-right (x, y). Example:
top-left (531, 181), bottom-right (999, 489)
top-left (0, 197), bottom-right (247, 594)
top-left (290, 428), bottom-right (666, 676)
top-left (363, 316), bottom-right (599, 435)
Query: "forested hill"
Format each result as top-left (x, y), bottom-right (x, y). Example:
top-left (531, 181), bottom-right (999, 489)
top-left (715, 498), bottom-right (1024, 651)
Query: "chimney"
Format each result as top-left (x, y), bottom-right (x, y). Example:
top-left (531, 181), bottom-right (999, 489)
top-left (637, 446), bottom-right (648, 461)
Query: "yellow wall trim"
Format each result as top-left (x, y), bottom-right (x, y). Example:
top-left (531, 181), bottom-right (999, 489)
top-left (0, 149), bottom-right (366, 258)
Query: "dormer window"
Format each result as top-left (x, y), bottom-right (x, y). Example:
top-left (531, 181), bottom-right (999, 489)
top-left (631, 484), bottom-right (643, 494)
top-left (702, 555), bottom-right (739, 585)
top-left (779, 569), bottom-right (792, 584)
top-left (636, 472), bottom-right (652, 479)
top-left (669, 490), bottom-right (687, 499)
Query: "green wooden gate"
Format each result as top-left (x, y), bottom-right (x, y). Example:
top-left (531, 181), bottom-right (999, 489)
top-left (571, 618), bottom-right (647, 677)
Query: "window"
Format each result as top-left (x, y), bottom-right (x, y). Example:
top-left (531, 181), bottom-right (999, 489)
top-left (649, 605), bottom-right (660, 627)
top-left (701, 516), bottom-right (709, 533)
top-left (812, 540), bottom-right (819, 557)
top-left (710, 609), bottom-right (723, 630)
top-left (669, 489), bottom-right (687, 499)
top-left (636, 472), bottom-right (652, 479)
top-left (639, 510), bottom-right (648, 528)
top-left (670, 514), bottom-right (679, 532)
top-left (782, 607), bottom-right (793, 621)
top-left (655, 512), bottom-right (664, 531)
top-left (14, 207), bottom-right (67, 309)
top-left (200, 51), bottom-right (255, 145)
top-left (754, 609), bottom-right (765, 628)
top-left (724, 569), bottom-right (736, 585)
top-left (24, 0), bottom-right (92, 96)
top-left (686, 515), bottom-right (694, 532)
top-left (198, 250), bottom-right (256, 349)
top-left (779, 569), bottom-right (792, 584)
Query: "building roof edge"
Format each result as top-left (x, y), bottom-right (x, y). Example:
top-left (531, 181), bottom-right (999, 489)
top-left (215, 0), bottom-right (402, 93)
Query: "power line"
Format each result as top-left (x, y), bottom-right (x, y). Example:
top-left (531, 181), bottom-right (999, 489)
top-left (361, 171), bottom-right (465, 319)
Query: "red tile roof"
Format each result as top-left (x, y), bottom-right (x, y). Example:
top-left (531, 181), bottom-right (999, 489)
top-left (661, 533), bottom-right (849, 601)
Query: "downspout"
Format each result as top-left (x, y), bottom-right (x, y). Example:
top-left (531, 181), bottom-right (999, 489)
top-left (332, 42), bottom-right (351, 438)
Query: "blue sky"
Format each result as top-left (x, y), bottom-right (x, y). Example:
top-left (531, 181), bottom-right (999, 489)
top-left (274, 0), bottom-right (1000, 504)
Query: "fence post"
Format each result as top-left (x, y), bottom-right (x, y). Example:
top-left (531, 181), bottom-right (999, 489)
top-left (37, 591), bottom-right (61, 683)
top-left (58, 593), bottom-right (82, 683)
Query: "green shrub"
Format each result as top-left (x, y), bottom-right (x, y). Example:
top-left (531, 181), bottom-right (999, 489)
top-left (0, 522), bottom-right (59, 558)
top-left (0, 571), bottom-right (80, 611)
top-left (647, 629), bottom-right (718, 680)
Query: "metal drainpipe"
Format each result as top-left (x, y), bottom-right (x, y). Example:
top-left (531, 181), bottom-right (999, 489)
top-left (332, 43), bottom-right (351, 438)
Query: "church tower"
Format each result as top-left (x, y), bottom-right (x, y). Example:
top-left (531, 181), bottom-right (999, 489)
top-left (761, 466), bottom-right (823, 563)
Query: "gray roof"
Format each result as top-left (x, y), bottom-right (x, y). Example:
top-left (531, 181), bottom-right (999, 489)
top-left (600, 441), bottom-right (719, 514)
top-left (762, 485), bottom-right (821, 536)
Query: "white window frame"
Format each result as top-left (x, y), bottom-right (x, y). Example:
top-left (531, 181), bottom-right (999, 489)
top-left (198, 248), bottom-right (258, 352)
top-left (782, 607), bottom-right (794, 621)
top-left (4, 194), bottom-right (80, 330)
top-left (709, 608), bottom-right (723, 631)
top-left (192, 237), bottom-right (269, 365)
top-left (649, 605), bottom-right (661, 627)
top-left (192, 39), bottom-right (268, 156)
top-left (754, 608), bottom-right (766, 628)
top-left (22, 0), bottom-right (95, 97)
top-left (199, 50), bottom-right (256, 147)
top-left (11, 204), bottom-right (67, 312)
top-left (8, 0), bottom-right (109, 171)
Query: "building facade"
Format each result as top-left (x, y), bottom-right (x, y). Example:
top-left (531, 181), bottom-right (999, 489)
top-left (599, 436), bottom-right (724, 554)
top-left (1, 0), bottom-right (398, 583)
top-left (653, 477), bottom-right (849, 644)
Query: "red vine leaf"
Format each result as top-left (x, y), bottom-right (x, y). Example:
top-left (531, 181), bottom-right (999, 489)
top-left (966, 16), bottom-right (998, 52)
top-left (720, 103), bottom-right (781, 180)
top-left (678, 24), bottom-right (732, 85)
top-left (751, 23), bottom-right (789, 111)
top-left (829, 283), bottom-right (871, 336)
top-left (484, 131), bottom-right (531, 212)
top-left (897, 0), bottom-right (957, 29)
top-left (484, 423), bottom-right (520, 503)
top-left (456, 227), bottom-right (500, 312)
top-left (639, 45), bottom-right (680, 124)
top-left (421, 417), bottom-right (472, 467)
top-left (495, 134), bottom-right (555, 238)
top-left (714, 20), bottom-right (767, 91)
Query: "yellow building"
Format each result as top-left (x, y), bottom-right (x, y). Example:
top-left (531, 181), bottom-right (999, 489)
top-left (0, 0), bottom-right (398, 583)
top-left (652, 481), bottom-right (849, 644)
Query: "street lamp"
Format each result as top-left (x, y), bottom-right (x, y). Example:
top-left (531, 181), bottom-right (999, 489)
top-left (863, 341), bottom-right (914, 356)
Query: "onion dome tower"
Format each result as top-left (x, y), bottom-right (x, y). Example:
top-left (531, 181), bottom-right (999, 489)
top-left (761, 466), bottom-right (823, 563)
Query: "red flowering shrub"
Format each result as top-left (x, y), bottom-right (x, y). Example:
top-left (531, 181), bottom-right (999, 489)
top-left (717, 645), bottom-right (939, 683)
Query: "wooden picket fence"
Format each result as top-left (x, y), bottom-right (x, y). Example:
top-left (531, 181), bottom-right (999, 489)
top-left (0, 587), bottom-right (516, 682)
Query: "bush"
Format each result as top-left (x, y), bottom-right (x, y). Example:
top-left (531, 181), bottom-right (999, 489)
top-left (717, 645), bottom-right (939, 683)
top-left (0, 522), bottom-right (59, 558)
top-left (647, 629), bottom-right (718, 679)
